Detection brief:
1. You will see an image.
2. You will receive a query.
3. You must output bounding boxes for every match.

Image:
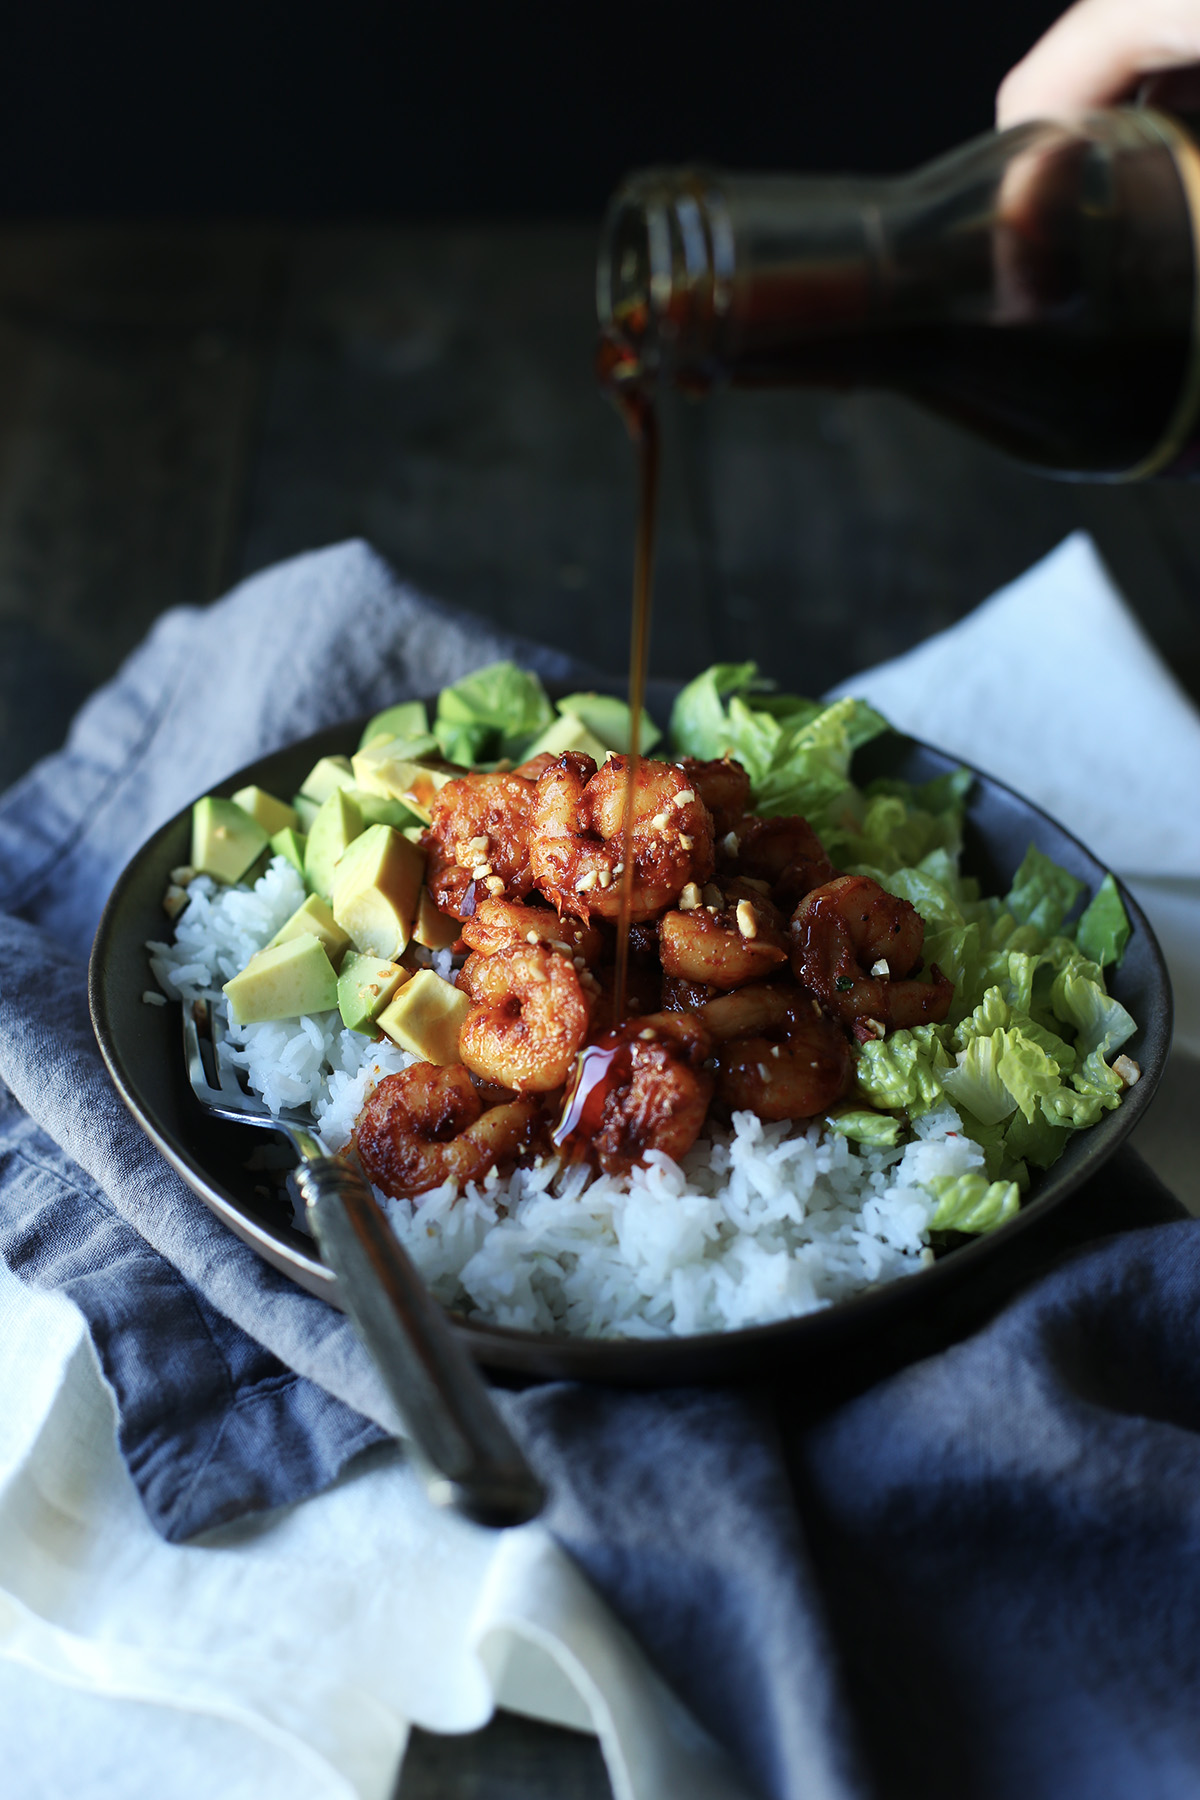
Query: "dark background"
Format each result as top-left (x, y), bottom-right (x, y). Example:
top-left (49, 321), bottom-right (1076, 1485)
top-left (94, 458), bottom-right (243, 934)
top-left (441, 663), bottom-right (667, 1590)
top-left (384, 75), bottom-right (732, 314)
top-left (2, 0), bottom-right (1061, 217)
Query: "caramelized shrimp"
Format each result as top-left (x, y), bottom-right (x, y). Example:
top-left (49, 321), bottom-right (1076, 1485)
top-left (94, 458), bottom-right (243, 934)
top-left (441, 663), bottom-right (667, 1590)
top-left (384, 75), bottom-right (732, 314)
top-left (659, 877), bottom-right (789, 990)
top-left (423, 772), bottom-right (538, 919)
top-left (460, 896), bottom-right (604, 965)
top-left (790, 874), bottom-right (953, 1034)
top-left (557, 1010), bottom-right (715, 1176)
top-left (698, 981), bottom-right (804, 1043)
top-left (356, 1063), bottom-right (540, 1197)
top-left (722, 815), bottom-right (837, 907)
top-left (715, 1014), bottom-right (853, 1121)
top-left (530, 752), bottom-right (715, 921)
top-left (458, 943), bottom-right (593, 1091)
top-left (511, 750), bottom-right (559, 782)
top-left (675, 756), bottom-right (752, 836)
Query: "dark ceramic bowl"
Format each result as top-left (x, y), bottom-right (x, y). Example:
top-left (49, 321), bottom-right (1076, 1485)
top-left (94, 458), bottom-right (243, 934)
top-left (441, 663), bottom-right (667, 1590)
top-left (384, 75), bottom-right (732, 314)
top-left (89, 713), bottom-right (1173, 1387)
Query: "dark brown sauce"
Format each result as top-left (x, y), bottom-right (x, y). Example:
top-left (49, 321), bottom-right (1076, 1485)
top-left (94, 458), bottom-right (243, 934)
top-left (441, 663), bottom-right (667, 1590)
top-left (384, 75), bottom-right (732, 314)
top-left (551, 1040), bottom-right (633, 1152)
top-left (596, 322), bottom-right (659, 1026)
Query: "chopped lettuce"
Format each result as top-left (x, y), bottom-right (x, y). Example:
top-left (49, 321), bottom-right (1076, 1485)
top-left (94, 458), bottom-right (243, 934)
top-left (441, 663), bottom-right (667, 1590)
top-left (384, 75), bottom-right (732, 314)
top-left (854, 1025), bottom-right (953, 1116)
top-left (826, 1108), bottom-right (902, 1147)
top-left (1005, 845), bottom-right (1086, 937)
top-left (434, 661), bottom-right (557, 765)
top-left (928, 1172), bottom-right (1022, 1234)
top-left (1075, 873), bottom-right (1132, 969)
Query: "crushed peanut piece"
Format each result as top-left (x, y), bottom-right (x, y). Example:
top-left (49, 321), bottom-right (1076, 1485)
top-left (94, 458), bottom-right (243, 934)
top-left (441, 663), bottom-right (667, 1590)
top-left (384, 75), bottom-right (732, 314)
top-left (735, 899), bottom-right (758, 939)
top-left (870, 958), bottom-right (890, 978)
top-left (722, 831), bottom-right (739, 856)
top-left (678, 882), bottom-right (702, 911)
top-left (1113, 1054), bottom-right (1142, 1086)
top-left (673, 788), bottom-right (696, 807)
top-left (678, 834), bottom-right (695, 850)
top-left (484, 876), bottom-right (505, 895)
top-left (577, 870), bottom-right (598, 891)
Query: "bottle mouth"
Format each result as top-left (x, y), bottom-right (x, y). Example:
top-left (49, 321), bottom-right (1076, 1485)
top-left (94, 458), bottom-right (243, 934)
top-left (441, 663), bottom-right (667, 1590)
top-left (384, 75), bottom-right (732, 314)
top-left (597, 169), bottom-right (731, 389)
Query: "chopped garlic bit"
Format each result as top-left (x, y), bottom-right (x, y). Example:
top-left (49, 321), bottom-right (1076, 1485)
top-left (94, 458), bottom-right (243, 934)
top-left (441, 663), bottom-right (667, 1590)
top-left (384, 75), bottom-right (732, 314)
top-left (870, 958), bottom-right (890, 979)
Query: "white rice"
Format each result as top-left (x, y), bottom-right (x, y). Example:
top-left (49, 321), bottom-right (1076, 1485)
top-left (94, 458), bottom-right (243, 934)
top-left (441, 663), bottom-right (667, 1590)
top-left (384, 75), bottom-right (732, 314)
top-left (151, 856), bottom-right (982, 1339)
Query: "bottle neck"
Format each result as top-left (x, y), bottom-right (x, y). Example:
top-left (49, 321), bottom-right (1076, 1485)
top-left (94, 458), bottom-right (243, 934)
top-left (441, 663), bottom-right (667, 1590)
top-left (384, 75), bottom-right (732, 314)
top-left (598, 111), bottom-right (1200, 477)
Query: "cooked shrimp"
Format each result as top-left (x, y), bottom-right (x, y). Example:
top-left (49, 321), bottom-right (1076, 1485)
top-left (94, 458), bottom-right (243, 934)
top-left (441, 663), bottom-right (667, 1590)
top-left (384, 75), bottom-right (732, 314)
top-left (556, 1010), bottom-right (714, 1176)
top-left (355, 1063), bottom-right (541, 1197)
top-left (458, 943), bottom-right (593, 1091)
top-left (698, 981), bottom-right (804, 1043)
top-left (530, 751), bottom-right (715, 922)
top-left (715, 1013), bottom-right (853, 1121)
top-left (423, 772), bottom-right (538, 919)
top-left (790, 874), bottom-right (953, 1033)
top-left (460, 896), bottom-right (604, 965)
top-left (723, 815), bottom-right (837, 906)
top-left (659, 877), bottom-right (789, 990)
top-left (511, 750), bottom-right (559, 782)
top-left (675, 756), bottom-right (752, 836)
top-left (661, 972), bottom-right (720, 1012)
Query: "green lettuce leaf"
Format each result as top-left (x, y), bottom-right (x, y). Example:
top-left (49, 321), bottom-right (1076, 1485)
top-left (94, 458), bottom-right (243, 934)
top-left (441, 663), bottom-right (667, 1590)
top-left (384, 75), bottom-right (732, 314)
top-left (1074, 873), bottom-right (1131, 969)
top-left (854, 1025), bottom-right (952, 1115)
top-left (941, 1032), bottom-right (1017, 1125)
top-left (928, 1172), bottom-right (1022, 1234)
top-left (434, 661), bottom-right (556, 765)
top-left (826, 1108), bottom-right (902, 1147)
top-left (1005, 845), bottom-right (1086, 937)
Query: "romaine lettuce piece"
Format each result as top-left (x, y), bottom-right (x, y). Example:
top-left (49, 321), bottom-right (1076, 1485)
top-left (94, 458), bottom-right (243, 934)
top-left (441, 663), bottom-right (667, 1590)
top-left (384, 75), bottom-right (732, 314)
top-left (928, 1172), bottom-right (1021, 1233)
top-left (827, 1108), bottom-right (902, 1147)
top-left (1005, 845), bottom-right (1086, 937)
top-left (433, 661), bottom-right (556, 766)
top-left (854, 1024), bottom-right (952, 1115)
top-left (1075, 873), bottom-right (1131, 969)
top-left (942, 1032), bottom-right (1017, 1125)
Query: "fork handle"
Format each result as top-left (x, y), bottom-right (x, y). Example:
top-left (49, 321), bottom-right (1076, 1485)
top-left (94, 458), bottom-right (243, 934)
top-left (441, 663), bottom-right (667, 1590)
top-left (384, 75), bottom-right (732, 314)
top-left (296, 1157), bottom-right (545, 1529)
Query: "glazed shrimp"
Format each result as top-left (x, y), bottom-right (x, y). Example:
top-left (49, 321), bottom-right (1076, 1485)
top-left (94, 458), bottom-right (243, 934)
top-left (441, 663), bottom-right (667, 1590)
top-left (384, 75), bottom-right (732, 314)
top-left (460, 896), bottom-right (604, 965)
top-left (355, 1063), bottom-right (541, 1197)
top-left (530, 752), bottom-right (715, 922)
top-left (790, 874), bottom-right (953, 1034)
top-left (715, 1013), bottom-right (853, 1121)
top-left (658, 878), bottom-right (788, 990)
top-left (557, 1010), bottom-right (715, 1176)
top-left (458, 943), bottom-right (593, 1091)
top-left (423, 772), bottom-right (538, 920)
top-left (674, 756), bottom-right (752, 836)
top-left (722, 815), bottom-right (837, 907)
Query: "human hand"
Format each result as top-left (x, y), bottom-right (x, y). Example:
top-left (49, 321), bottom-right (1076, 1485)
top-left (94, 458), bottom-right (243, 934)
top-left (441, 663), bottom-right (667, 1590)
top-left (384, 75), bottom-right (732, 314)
top-left (997, 0), bottom-right (1200, 127)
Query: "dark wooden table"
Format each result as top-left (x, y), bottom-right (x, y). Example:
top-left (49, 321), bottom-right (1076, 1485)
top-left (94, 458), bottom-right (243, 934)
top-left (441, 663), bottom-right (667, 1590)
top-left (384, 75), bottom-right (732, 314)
top-left (2, 221), bottom-right (1198, 1798)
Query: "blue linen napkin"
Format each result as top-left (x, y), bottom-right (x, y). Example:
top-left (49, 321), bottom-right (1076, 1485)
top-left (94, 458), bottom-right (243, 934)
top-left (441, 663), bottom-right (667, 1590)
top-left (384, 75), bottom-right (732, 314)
top-left (0, 539), bottom-right (1193, 1800)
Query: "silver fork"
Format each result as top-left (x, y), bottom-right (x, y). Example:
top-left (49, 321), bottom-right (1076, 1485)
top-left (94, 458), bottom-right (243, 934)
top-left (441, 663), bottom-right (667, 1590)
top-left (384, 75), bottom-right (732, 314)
top-left (183, 997), bottom-right (545, 1528)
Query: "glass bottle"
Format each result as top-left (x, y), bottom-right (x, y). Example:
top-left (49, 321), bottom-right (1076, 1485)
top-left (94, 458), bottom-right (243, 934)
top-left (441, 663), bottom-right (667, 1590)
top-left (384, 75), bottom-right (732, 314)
top-left (597, 109), bottom-right (1200, 479)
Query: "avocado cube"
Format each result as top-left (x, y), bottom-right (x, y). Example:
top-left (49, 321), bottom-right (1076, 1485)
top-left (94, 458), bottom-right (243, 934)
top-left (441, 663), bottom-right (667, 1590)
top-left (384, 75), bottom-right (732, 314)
top-left (413, 887), bottom-right (461, 951)
top-left (337, 951), bottom-right (410, 1033)
top-left (556, 690), bottom-right (662, 754)
top-left (376, 969), bottom-right (471, 1064)
top-left (304, 788), bottom-right (365, 901)
top-left (518, 711), bottom-right (611, 767)
top-left (223, 936), bottom-right (339, 1024)
top-left (292, 794), bottom-right (321, 833)
top-left (347, 785), bottom-right (423, 831)
top-left (299, 755), bottom-right (355, 805)
top-left (269, 826), bottom-right (308, 874)
top-left (191, 796), bottom-right (269, 885)
top-left (351, 739), bottom-right (460, 823)
top-left (357, 701), bottom-right (430, 751)
top-left (268, 894), bottom-right (352, 969)
top-left (230, 784), bottom-right (299, 836)
top-left (331, 823), bottom-right (424, 959)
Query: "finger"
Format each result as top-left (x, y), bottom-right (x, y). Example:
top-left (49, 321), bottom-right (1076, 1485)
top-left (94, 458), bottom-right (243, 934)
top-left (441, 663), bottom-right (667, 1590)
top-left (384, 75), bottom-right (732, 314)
top-left (997, 0), bottom-right (1200, 127)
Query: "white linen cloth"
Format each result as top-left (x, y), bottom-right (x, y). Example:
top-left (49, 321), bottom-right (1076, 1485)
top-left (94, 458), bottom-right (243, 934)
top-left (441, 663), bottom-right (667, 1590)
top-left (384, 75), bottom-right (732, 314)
top-left (2, 530), bottom-right (1197, 1798)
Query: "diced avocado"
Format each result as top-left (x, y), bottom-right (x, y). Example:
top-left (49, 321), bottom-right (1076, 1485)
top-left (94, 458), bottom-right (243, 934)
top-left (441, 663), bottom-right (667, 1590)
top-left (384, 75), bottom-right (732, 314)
top-left (518, 711), bottom-right (611, 766)
top-left (230, 784), bottom-right (298, 836)
top-left (191, 796), bottom-right (269, 885)
top-left (357, 701), bottom-right (430, 752)
top-left (556, 691), bottom-right (662, 755)
top-left (299, 754), bottom-right (355, 805)
top-left (377, 969), bottom-right (471, 1064)
top-left (347, 785), bottom-right (424, 831)
top-left (223, 936), bottom-right (339, 1024)
top-left (268, 893), bottom-right (352, 968)
top-left (414, 887), bottom-right (461, 951)
top-left (337, 951), bottom-right (410, 1033)
top-left (331, 823), bottom-right (424, 959)
top-left (351, 739), bottom-right (461, 823)
top-left (304, 788), bottom-right (365, 901)
top-left (269, 826), bottom-right (308, 874)
top-left (292, 794), bottom-right (321, 833)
